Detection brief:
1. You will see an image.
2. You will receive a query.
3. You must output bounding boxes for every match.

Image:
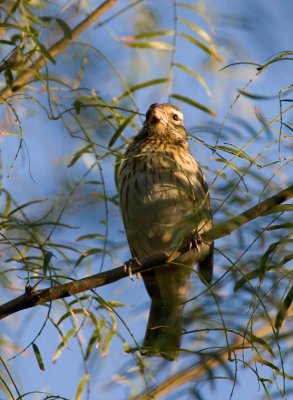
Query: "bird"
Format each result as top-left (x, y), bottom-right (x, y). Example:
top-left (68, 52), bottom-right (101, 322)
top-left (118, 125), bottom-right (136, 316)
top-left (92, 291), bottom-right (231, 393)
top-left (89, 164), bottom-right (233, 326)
top-left (118, 103), bottom-right (213, 360)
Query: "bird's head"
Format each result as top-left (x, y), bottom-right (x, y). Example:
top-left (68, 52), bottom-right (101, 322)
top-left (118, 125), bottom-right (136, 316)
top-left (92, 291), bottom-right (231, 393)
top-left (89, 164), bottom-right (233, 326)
top-left (138, 103), bottom-right (187, 144)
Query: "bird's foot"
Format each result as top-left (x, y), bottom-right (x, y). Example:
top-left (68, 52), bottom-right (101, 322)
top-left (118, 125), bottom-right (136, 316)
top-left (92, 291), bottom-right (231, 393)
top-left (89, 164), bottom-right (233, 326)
top-left (190, 231), bottom-right (202, 252)
top-left (123, 258), bottom-right (142, 281)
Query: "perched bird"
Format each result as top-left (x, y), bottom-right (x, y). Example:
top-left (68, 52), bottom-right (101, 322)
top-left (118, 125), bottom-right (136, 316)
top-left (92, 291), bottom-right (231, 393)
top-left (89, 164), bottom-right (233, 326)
top-left (119, 103), bottom-right (213, 360)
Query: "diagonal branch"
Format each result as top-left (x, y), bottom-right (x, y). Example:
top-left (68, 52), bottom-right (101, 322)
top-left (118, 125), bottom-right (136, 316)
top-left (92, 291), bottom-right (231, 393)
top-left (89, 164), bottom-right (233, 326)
top-left (0, 184), bottom-right (292, 319)
top-left (0, 0), bottom-right (117, 99)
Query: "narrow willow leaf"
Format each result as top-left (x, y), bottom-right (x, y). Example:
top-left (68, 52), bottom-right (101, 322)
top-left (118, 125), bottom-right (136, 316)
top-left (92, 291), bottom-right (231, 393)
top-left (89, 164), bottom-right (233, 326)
top-left (120, 30), bottom-right (175, 40)
top-left (176, 2), bottom-right (212, 26)
top-left (114, 154), bottom-right (123, 192)
top-left (238, 89), bottom-right (277, 100)
top-left (234, 268), bottom-right (263, 292)
top-left (178, 32), bottom-right (222, 62)
top-left (85, 329), bottom-right (101, 359)
top-left (275, 284), bottom-right (293, 330)
top-left (108, 113), bottom-right (136, 147)
top-left (52, 327), bottom-right (76, 362)
top-left (75, 248), bottom-right (104, 268)
top-left (171, 93), bottom-right (216, 116)
top-left (266, 222), bottom-right (293, 231)
top-left (264, 204), bottom-right (293, 214)
top-left (76, 233), bottom-right (106, 241)
top-left (32, 343), bottom-right (45, 371)
top-left (255, 357), bottom-right (280, 371)
top-left (215, 144), bottom-right (255, 164)
top-left (250, 334), bottom-right (275, 357)
top-left (173, 63), bottom-right (211, 95)
top-left (68, 144), bottom-right (91, 167)
top-left (57, 309), bottom-right (87, 325)
top-left (56, 18), bottom-right (72, 39)
top-left (117, 78), bottom-right (168, 101)
top-left (8, 199), bottom-right (46, 216)
top-left (75, 374), bottom-right (89, 400)
top-left (123, 41), bottom-right (174, 51)
top-left (34, 39), bottom-right (56, 64)
top-left (102, 331), bottom-right (115, 357)
top-left (178, 18), bottom-right (213, 44)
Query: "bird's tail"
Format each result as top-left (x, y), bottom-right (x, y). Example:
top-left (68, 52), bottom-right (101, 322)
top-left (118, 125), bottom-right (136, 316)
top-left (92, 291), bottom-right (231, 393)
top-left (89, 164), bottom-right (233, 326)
top-left (143, 299), bottom-right (184, 361)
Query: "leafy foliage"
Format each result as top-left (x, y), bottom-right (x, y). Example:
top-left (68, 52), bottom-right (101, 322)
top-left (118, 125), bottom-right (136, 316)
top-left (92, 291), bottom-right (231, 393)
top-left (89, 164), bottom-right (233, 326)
top-left (0, 1), bottom-right (292, 399)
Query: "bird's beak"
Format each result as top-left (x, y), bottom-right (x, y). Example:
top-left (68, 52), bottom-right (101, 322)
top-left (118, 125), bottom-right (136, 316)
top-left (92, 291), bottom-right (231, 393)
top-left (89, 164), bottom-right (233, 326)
top-left (150, 105), bottom-right (168, 126)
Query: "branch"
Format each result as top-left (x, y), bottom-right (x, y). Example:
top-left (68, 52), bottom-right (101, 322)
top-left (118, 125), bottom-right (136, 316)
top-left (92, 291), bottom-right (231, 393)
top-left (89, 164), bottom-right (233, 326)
top-left (0, 0), bottom-right (117, 99)
top-left (0, 184), bottom-right (292, 319)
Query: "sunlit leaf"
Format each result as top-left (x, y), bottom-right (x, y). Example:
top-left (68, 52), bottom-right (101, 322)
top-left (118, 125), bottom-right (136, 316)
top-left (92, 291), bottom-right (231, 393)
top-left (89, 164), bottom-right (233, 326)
top-left (176, 2), bottom-right (212, 27)
top-left (120, 30), bottom-right (175, 40)
top-left (101, 331), bottom-right (115, 357)
top-left (116, 78), bottom-right (168, 101)
top-left (178, 18), bottom-right (213, 44)
top-left (75, 374), bottom-right (89, 400)
top-left (52, 327), bottom-right (76, 363)
top-left (171, 93), bottom-right (216, 116)
top-left (57, 309), bottom-right (88, 325)
top-left (255, 357), bottom-right (280, 371)
top-left (122, 41), bottom-right (174, 51)
top-left (178, 32), bottom-right (222, 62)
top-left (32, 343), bottom-right (45, 371)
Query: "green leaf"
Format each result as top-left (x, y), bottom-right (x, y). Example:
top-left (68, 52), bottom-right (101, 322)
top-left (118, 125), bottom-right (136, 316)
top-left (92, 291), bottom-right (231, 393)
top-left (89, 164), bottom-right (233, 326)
top-left (32, 343), bottom-right (45, 371)
top-left (176, 2), bottom-right (212, 26)
top-left (265, 222), bottom-right (293, 231)
top-left (215, 144), bottom-right (256, 164)
top-left (56, 18), bottom-right (72, 39)
top-left (117, 78), bottom-right (168, 101)
top-left (122, 41), bottom-right (174, 51)
top-left (178, 32), bottom-right (222, 62)
top-left (173, 62), bottom-right (211, 95)
top-left (178, 18), bottom-right (213, 44)
top-left (108, 113), bottom-right (136, 148)
top-left (264, 204), bottom-right (293, 215)
top-left (120, 30), bottom-right (175, 40)
top-left (85, 329), bottom-right (101, 360)
top-left (52, 327), bottom-right (76, 362)
top-left (275, 284), bottom-right (293, 330)
top-left (101, 331), bottom-right (115, 357)
top-left (171, 93), bottom-right (216, 116)
top-left (255, 357), bottom-right (280, 372)
top-left (75, 374), bottom-right (89, 400)
top-left (34, 39), bottom-right (56, 64)
top-left (57, 309), bottom-right (87, 325)
top-left (76, 233), bottom-right (106, 241)
top-left (250, 334), bottom-right (275, 357)
top-left (75, 248), bottom-right (104, 268)
top-left (67, 144), bottom-right (91, 167)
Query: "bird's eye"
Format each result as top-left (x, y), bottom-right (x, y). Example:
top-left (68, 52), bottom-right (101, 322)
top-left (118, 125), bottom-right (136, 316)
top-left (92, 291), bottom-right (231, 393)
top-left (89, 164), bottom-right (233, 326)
top-left (172, 114), bottom-right (179, 121)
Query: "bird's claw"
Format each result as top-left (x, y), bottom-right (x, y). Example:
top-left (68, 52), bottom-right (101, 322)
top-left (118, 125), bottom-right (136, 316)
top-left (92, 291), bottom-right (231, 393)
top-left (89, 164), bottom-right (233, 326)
top-left (190, 232), bottom-right (202, 252)
top-left (124, 258), bottom-right (142, 281)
